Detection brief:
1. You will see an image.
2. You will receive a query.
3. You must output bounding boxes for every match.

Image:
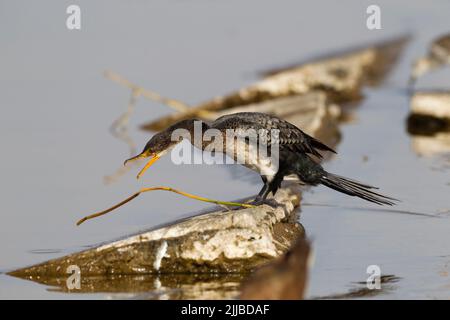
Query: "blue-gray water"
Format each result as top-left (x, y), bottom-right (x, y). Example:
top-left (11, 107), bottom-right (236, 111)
top-left (1, 0), bottom-right (450, 299)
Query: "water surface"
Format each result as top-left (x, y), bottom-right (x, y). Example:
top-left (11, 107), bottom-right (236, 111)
top-left (1, 0), bottom-right (450, 299)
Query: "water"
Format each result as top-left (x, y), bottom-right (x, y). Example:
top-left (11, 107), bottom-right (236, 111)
top-left (0, 0), bottom-right (450, 299)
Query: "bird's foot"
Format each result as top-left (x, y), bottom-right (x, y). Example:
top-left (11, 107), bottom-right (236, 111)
top-left (220, 205), bottom-right (243, 212)
top-left (248, 198), bottom-right (279, 208)
top-left (219, 198), bottom-right (279, 212)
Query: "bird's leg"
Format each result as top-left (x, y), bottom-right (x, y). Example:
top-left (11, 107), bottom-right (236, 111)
top-left (250, 176), bottom-right (270, 204)
top-left (257, 177), bottom-right (270, 197)
top-left (219, 178), bottom-right (271, 212)
top-left (249, 176), bottom-right (282, 208)
top-left (269, 173), bottom-right (284, 197)
top-left (262, 173), bottom-right (285, 207)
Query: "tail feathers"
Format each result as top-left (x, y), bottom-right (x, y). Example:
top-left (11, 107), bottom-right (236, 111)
top-left (320, 173), bottom-right (398, 206)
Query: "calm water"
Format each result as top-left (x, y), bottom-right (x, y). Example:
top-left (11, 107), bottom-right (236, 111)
top-left (1, 0), bottom-right (450, 299)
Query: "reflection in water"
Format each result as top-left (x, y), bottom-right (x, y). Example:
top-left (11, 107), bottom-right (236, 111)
top-left (313, 275), bottom-right (401, 299)
top-left (29, 273), bottom-right (243, 300)
top-left (28, 249), bottom-right (62, 255)
top-left (410, 132), bottom-right (450, 157)
top-left (239, 237), bottom-right (311, 300)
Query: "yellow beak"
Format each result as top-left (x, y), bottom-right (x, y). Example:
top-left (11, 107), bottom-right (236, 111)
top-left (124, 152), bottom-right (161, 179)
top-left (136, 155), bottom-right (160, 179)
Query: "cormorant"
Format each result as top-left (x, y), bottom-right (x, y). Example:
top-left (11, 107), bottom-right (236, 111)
top-left (125, 112), bottom-right (397, 206)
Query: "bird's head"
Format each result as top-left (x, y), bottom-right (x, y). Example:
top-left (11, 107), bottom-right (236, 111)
top-left (124, 119), bottom-right (203, 179)
top-left (124, 130), bottom-right (179, 179)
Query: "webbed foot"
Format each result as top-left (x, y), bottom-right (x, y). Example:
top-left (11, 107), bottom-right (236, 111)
top-left (248, 197), bottom-right (279, 208)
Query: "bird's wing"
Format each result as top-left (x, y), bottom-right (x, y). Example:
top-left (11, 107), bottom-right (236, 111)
top-left (212, 112), bottom-right (335, 158)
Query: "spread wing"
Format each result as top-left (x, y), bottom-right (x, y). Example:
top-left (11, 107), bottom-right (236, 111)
top-left (212, 112), bottom-right (336, 158)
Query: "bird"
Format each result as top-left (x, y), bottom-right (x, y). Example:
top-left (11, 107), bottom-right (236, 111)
top-left (409, 33), bottom-right (450, 87)
top-left (124, 112), bottom-right (397, 206)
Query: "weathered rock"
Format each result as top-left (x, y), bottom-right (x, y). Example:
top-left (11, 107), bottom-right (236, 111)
top-left (409, 33), bottom-right (450, 85)
top-left (142, 36), bottom-right (408, 132)
top-left (212, 91), bottom-right (341, 146)
top-left (8, 186), bottom-right (302, 279)
top-left (410, 91), bottom-right (450, 121)
top-left (407, 91), bottom-right (450, 155)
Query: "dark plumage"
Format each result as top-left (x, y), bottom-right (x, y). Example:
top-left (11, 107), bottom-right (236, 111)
top-left (127, 112), bottom-right (398, 206)
top-left (212, 112), bottom-right (336, 158)
top-left (273, 150), bottom-right (397, 206)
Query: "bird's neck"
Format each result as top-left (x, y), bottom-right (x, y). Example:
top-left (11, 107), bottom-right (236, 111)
top-left (168, 119), bottom-right (211, 149)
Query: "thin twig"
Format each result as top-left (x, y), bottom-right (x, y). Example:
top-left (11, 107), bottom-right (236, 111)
top-left (104, 70), bottom-right (190, 113)
top-left (77, 186), bottom-right (255, 225)
top-left (103, 89), bottom-right (140, 185)
top-left (102, 70), bottom-right (216, 185)
top-left (104, 70), bottom-right (216, 117)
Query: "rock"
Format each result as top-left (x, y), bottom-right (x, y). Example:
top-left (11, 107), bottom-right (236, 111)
top-left (141, 36), bottom-right (408, 132)
top-left (8, 185), bottom-right (302, 279)
top-left (312, 275), bottom-right (401, 299)
top-left (409, 33), bottom-right (450, 85)
top-left (410, 91), bottom-right (450, 121)
top-left (214, 91), bottom-right (341, 145)
top-left (408, 91), bottom-right (450, 155)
